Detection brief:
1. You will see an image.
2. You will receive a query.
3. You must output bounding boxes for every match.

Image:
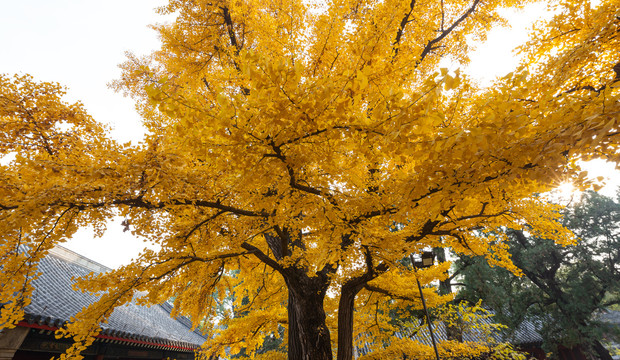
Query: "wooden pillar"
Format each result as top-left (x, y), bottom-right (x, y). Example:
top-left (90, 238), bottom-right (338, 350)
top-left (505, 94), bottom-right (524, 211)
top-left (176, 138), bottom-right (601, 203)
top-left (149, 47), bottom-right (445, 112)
top-left (0, 327), bottom-right (29, 360)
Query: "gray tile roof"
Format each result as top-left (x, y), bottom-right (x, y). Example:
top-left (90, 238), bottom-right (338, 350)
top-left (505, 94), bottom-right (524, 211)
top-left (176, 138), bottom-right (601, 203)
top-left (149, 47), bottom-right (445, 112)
top-left (598, 310), bottom-right (620, 325)
top-left (21, 245), bottom-right (207, 351)
top-left (502, 316), bottom-right (545, 345)
top-left (357, 307), bottom-right (620, 357)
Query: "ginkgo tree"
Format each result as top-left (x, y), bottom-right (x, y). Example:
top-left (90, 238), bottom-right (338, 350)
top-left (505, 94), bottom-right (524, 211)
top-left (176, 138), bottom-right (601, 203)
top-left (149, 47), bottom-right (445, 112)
top-left (1, 0), bottom-right (619, 359)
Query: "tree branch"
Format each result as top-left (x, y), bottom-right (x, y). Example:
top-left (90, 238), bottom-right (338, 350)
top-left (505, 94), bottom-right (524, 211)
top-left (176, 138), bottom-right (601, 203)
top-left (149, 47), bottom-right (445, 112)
top-left (266, 140), bottom-right (340, 207)
top-left (241, 242), bottom-right (284, 273)
top-left (364, 284), bottom-right (418, 302)
top-left (392, 0), bottom-right (417, 58)
top-left (417, 0), bottom-right (481, 66)
top-left (70, 197), bottom-right (269, 217)
top-left (219, 5), bottom-right (250, 95)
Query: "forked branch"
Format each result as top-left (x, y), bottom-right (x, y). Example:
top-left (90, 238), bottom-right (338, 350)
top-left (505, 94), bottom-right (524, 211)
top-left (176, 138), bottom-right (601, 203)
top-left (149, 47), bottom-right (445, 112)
top-left (417, 0), bottom-right (481, 66)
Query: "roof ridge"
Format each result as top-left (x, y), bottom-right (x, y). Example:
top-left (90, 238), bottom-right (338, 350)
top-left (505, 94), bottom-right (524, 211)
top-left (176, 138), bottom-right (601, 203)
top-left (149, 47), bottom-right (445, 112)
top-left (48, 245), bottom-right (111, 274)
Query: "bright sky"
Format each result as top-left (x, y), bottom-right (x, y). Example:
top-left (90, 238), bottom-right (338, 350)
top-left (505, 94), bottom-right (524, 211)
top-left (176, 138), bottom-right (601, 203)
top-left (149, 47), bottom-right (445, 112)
top-left (0, 0), bottom-right (166, 267)
top-left (1, 1), bottom-right (617, 268)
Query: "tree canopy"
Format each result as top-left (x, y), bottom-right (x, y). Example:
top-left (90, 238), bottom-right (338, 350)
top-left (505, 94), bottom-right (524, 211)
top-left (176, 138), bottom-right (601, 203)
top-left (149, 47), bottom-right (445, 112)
top-left (457, 190), bottom-right (620, 359)
top-left (1, 0), bottom-right (619, 359)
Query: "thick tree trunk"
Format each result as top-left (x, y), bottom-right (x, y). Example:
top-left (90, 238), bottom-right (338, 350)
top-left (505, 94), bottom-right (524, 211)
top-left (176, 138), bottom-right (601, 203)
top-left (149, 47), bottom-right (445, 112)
top-left (260, 230), bottom-right (334, 359)
top-left (285, 272), bottom-right (332, 360)
top-left (287, 290), bottom-right (303, 360)
top-left (337, 274), bottom-right (378, 360)
top-left (336, 249), bottom-right (388, 360)
top-left (337, 285), bottom-right (358, 360)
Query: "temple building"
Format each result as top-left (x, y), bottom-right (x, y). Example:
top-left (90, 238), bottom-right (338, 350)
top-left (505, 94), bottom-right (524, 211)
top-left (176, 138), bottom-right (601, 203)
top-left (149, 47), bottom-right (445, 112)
top-left (0, 246), bottom-right (207, 360)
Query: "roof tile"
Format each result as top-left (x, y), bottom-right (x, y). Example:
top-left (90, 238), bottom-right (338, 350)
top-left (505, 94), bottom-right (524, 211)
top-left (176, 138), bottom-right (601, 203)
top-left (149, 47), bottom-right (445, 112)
top-left (23, 246), bottom-right (207, 350)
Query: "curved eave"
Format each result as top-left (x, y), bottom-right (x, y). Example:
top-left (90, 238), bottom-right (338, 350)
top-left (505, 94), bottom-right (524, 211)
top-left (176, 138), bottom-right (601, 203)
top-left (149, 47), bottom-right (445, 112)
top-left (17, 318), bottom-right (201, 352)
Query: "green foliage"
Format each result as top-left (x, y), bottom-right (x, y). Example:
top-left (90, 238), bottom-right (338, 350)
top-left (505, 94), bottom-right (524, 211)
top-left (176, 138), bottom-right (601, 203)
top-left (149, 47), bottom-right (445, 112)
top-left (457, 190), bottom-right (620, 357)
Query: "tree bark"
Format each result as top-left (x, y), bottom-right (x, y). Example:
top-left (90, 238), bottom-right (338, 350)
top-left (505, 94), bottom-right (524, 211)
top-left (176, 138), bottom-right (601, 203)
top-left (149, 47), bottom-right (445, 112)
top-left (285, 271), bottom-right (332, 360)
top-left (287, 290), bottom-right (303, 360)
top-left (261, 230), bottom-right (333, 360)
top-left (592, 339), bottom-right (614, 360)
top-left (336, 248), bottom-right (388, 360)
top-left (337, 283), bottom-right (362, 360)
top-left (434, 247), bottom-right (452, 295)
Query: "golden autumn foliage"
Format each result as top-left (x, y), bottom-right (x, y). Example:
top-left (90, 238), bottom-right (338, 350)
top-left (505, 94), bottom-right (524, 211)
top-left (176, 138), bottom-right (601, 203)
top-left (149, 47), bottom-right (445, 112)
top-left (360, 338), bottom-right (525, 360)
top-left (1, 0), bottom-right (619, 359)
top-left (354, 301), bottom-right (525, 360)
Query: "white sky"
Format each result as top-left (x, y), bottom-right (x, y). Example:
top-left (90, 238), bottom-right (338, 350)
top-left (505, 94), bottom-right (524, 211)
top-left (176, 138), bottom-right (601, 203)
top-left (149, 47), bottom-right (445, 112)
top-left (0, 0), bottom-right (166, 267)
top-left (0, 0), bottom-right (166, 143)
top-left (1, 1), bottom-right (617, 268)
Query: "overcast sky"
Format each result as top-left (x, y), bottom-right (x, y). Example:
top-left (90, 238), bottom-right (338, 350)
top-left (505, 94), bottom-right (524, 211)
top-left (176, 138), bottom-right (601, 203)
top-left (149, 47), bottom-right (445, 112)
top-left (1, 1), bottom-right (616, 268)
top-left (0, 0), bottom-right (169, 143)
top-left (0, 0), bottom-right (167, 267)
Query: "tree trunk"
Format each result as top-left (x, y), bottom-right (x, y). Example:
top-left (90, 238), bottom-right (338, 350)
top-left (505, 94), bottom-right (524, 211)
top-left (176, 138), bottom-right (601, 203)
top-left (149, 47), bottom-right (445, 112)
top-left (445, 323), bottom-right (463, 342)
top-left (263, 230), bottom-right (333, 359)
top-left (336, 250), bottom-right (388, 360)
top-left (434, 247), bottom-right (452, 295)
top-left (287, 290), bottom-right (303, 360)
top-left (592, 339), bottom-right (613, 360)
top-left (434, 247), bottom-right (463, 341)
top-left (337, 284), bottom-right (358, 360)
top-left (285, 272), bottom-right (333, 360)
